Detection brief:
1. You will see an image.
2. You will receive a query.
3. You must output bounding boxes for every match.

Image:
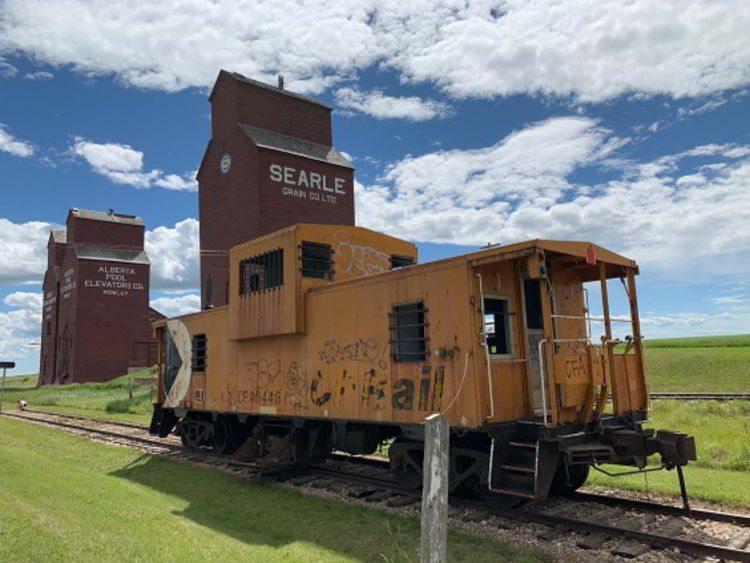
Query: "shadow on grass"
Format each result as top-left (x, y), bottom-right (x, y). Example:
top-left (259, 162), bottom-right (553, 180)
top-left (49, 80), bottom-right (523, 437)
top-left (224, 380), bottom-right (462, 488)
top-left (111, 454), bottom-right (420, 562)
top-left (110, 454), bottom-right (538, 562)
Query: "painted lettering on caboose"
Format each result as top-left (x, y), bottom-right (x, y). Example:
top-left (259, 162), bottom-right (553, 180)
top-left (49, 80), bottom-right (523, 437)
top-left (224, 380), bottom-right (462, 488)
top-left (391, 366), bottom-right (445, 412)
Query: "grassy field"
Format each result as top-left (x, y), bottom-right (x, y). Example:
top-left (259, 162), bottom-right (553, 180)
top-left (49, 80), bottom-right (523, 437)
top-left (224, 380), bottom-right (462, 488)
top-left (0, 417), bottom-right (546, 563)
top-left (1, 370), bottom-right (153, 420)
top-left (612, 333), bottom-right (750, 392)
top-left (644, 334), bottom-right (750, 348)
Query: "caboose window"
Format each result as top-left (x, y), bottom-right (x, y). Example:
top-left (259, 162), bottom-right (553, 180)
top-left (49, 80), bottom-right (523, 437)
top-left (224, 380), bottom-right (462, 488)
top-left (390, 301), bottom-right (428, 362)
top-left (240, 248), bottom-right (284, 295)
top-left (191, 334), bottom-right (207, 372)
top-left (301, 241), bottom-right (333, 280)
top-left (483, 296), bottom-right (511, 356)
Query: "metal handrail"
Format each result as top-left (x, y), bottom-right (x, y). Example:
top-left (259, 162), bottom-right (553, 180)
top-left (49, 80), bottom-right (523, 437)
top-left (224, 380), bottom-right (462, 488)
top-left (550, 314), bottom-right (631, 323)
top-left (476, 273), bottom-right (495, 420)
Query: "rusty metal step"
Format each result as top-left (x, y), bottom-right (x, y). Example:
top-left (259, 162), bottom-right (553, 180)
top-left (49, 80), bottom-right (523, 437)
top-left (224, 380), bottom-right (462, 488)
top-left (487, 487), bottom-right (535, 499)
top-left (500, 464), bottom-right (535, 473)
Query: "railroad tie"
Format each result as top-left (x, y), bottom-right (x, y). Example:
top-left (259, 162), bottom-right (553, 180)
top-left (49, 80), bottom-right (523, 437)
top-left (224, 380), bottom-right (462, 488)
top-left (610, 514), bottom-right (657, 559)
top-left (309, 478), bottom-right (336, 489)
top-left (575, 507), bottom-right (624, 550)
top-left (387, 495), bottom-right (419, 508)
top-left (347, 486), bottom-right (378, 499)
top-left (537, 502), bottom-right (576, 541)
top-left (364, 490), bottom-right (394, 503)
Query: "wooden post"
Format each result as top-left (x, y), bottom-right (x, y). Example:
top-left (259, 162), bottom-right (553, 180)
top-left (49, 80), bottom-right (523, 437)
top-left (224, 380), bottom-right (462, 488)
top-left (421, 413), bottom-right (448, 563)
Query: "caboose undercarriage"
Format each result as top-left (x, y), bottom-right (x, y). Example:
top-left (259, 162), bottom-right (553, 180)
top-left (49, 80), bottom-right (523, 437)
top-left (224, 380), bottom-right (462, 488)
top-left (151, 406), bottom-right (696, 507)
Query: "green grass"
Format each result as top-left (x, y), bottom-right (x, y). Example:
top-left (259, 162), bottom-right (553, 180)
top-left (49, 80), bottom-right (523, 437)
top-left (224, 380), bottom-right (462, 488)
top-left (0, 368), bottom-right (154, 416)
top-left (645, 346), bottom-right (750, 392)
top-left (585, 463), bottom-right (750, 507)
top-left (648, 400), bottom-right (750, 472)
top-left (0, 417), bottom-right (546, 563)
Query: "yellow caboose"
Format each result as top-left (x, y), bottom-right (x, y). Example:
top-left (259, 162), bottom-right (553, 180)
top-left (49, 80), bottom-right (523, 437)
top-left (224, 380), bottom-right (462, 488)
top-left (150, 224), bottom-right (695, 504)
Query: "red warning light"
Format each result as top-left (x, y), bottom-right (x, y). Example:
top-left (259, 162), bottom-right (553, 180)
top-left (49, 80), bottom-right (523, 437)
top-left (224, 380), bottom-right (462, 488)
top-left (586, 245), bottom-right (596, 265)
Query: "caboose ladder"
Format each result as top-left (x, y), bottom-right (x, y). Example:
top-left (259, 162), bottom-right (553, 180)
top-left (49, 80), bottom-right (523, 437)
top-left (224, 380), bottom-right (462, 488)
top-left (488, 439), bottom-right (558, 503)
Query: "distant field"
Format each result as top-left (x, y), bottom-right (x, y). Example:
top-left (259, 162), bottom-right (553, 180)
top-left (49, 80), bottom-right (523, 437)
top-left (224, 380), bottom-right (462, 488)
top-left (0, 370), bottom-right (153, 418)
top-left (0, 417), bottom-right (545, 563)
top-left (644, 334), bottom-right (750, 348)
top-left (643, 334), bottom-right (750, 393)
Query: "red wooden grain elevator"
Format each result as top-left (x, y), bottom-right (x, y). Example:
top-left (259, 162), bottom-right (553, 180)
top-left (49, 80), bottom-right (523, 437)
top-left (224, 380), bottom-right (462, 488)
top-left (197, 70), bottom-right (355, 308)
top-left (39, 209), bottom-right (163, 384)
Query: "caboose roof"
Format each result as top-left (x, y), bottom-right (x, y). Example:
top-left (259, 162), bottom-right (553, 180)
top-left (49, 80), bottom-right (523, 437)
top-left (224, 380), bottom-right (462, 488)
top-left (464, 239), bottom-right (635, 268)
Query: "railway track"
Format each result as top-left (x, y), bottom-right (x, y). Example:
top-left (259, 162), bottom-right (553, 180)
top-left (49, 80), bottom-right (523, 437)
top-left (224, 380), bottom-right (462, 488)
top-left (650, 393), bottom-right (750, 401)
top-left (20, 408), bottom-right (150, 430)
top-left (4, 409), bottom-right (750, 561)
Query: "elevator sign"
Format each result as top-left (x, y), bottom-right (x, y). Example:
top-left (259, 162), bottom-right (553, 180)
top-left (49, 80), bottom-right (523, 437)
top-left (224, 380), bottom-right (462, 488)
top-left (83, 265), bottom-right (145, 297)
top-left (269, 163), bottom-right (346, 204)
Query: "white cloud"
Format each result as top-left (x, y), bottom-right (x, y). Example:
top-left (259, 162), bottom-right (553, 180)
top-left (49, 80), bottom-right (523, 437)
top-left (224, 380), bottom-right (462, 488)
top-left (0, 124), bottom-right (35, 157)
top-left (71, 138), bottom-right (197, 191)
top-left (356, 117), bottom-right (750, 282)
top-left (150, 293), bottom-right (201, 317)
top-left (677, 98), bottom-right (728, 118)
top-left (154, 170), bottom-right (199, 191)
top-left (0, 57), bottom-right (18, 78)
top-left (0, 1), bottom-right (748, 102)
top-left (24, 70), bottom-right (53, 80)
top-left (0, 218), bottom-right (58, 285)
top-left (335, 87), bottom-right (451, 121)
top-left (0, 291), bottom-right (42, 361)
top-left (709, 295), bottom-right (746, 305)
top-left (145, 218), bottom-right (199, 292)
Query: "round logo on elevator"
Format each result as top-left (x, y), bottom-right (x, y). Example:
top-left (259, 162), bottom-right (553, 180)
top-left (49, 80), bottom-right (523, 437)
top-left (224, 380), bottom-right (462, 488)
top-left (220, 153), bottom-right (231, 175)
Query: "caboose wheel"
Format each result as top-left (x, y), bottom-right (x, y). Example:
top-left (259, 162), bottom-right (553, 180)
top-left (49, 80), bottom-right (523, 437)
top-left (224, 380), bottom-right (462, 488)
top-left (212, 417), bottom-right (234, 454)
top-left (549, 463), bottom-right (589, 496)
top-left (389, 438), bottom-right (423, 489)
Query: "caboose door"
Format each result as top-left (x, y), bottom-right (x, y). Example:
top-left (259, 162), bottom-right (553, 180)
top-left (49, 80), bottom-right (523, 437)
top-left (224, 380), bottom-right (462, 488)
top-left (522, 279), bottom-right (546, 416)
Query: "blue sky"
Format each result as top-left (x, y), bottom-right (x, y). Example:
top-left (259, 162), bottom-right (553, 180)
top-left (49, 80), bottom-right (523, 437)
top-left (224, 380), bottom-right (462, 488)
top-left (1, 0), bottom-right (749, 375)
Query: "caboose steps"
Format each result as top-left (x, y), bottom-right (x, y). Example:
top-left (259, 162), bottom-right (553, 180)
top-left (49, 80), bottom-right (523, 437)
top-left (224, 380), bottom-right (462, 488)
top-left (499, 464), bottom-right (535, 473)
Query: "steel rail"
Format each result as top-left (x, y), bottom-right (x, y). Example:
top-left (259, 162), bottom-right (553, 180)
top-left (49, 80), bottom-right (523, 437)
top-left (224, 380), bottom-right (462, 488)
top-left (650, 393), bottom-right (750, 401)
top-left (0, 411), bottom-right (180, 451)
top-left (474, 501), bottom-right (750, 562)
top-left (22, 408), bottom-right (150, 430)
top-left (302, 464), bottom-right (750, 561)
top-left (571, 491), bottom-right (750, 526)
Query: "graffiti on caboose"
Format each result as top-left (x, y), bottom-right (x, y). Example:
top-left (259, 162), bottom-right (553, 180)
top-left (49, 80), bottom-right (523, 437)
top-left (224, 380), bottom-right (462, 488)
top-left (334, 231), bottom-right (390, 276)
top-left (318, 337), bottom-right (389, 370)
